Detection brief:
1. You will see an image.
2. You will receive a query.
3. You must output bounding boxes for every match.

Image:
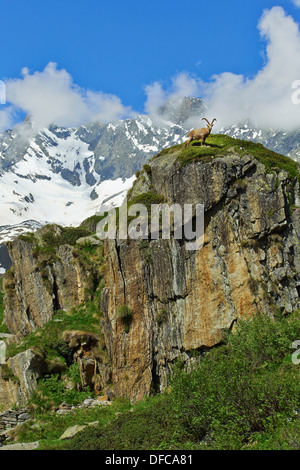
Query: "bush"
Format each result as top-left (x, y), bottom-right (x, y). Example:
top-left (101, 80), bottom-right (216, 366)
top-left (42, 226), bottom-right (90, 248)
top-left (62, 394), bottom-right (183, 450)
top-left (29, 364), bottom-right (91, 413)
top-left (171, 313), bottom-right (300, 449)
top-left (11, 310), bottom-right (300, 450)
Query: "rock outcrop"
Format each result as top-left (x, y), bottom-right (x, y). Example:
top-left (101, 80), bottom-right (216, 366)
top-left (3, 225), bottom-right (96, 337)
top-left (99, 141), bottom-right (300, 401)
top-left (3, 136), bottom-right (300, 403)
top-left (0, 408), bottom-right (30, 432)
top-left (0, 350), bottom-right (46, 410)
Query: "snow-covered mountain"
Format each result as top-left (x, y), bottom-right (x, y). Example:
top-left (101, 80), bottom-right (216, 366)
top-left (222, 120), bottom-right (300, 163)
top-left (0, 96), bottom-right (207, 272)
top-left (0, 97), bottom-right (206, 229)
top-left (1, 96), bottom-right (300, 274)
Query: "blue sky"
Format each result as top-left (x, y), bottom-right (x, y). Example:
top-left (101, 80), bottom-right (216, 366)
top-left (1, 0), bottom-right (300, 130)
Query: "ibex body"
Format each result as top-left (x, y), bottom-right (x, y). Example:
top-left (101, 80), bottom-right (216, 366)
top-left (185, 118), bottom-right (217, 147)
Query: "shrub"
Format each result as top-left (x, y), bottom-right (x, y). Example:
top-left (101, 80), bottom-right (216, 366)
top-left (42, 226), bottom-right (90, 247)
top-left (171, 313), bottom-right (300, 449)
top-left (29, 367), bottom-right (91, 413)
top-left (62, 394), bottom-right (183, 450)
top-left (116, 305), bottom-right (133, 333)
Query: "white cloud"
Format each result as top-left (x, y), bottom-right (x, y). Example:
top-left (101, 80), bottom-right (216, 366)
top-left (199, 6), bottom-right (300, 130)
top-left (144, 81), bottom-right (167, 116)
top-left (145, 6), bottom-right (300, 131)
top-left (291, 0), bottom-right (300, 7)
top-left (2, 62), bottom-right (135, 133)
top-left (0, 107), bottom-right (14, 131)
top-left (144, 72), bottom-right (202, 124)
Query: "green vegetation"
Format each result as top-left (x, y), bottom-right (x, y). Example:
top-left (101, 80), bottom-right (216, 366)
top-left (20, 226), bottom-right (91, 250)
top-left (11, 311), bottom-right (300, 450)
top-left (128, 191), bottom-right (165, 210)
top-left (18, 232), bottom-right (36, 243)
top-left (152, 134), bottom-right (300, 180)
top-left (0, 364), bottom-right (19, 383)
top-left (0, 278), bottom-right (10, 333)
top-left (79, 214), bottom-right (106, 233)
top-left (28, 364), bottom-right (91, 414)
top-left (62, 394), bottom-right (182, 451)
top-left (42, 226), bottom-right (90, 247)
top-left (11, 398), bottom-right (133, 449)
top-left (5, 230), bottom-right (106, 364)
top-left (126, 191), bottom-right (165, 228)
top-left (142, 164), bottom-right (152, 182)
top-left (155, 308), bottom-right (168, 326)
top-left (171, 312), bottom-right (300, 450)
top-left (20, 225), bottom-right (93, 260)
top-left (116, 305), bottom-right (133, 333)
top-left (6, 291), bottom-right (104, 361)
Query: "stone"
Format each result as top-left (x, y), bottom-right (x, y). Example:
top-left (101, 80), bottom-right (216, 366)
top-left (76, 236), bottom-right (102, 246)
top-left (87, 421), bottom-right (99, 427)
top-left (83, 398), bottom-right (96, 406)
top-left (0, 441), bottom-right (39, 450)
top-left (17, 413), bottom-right (30, 422)
top-left (97, 395), bottom-right (109, 402)
top-left (59, 425), bottom-right (86, 440)
top-left (0, 350), bottom-right (45, 411)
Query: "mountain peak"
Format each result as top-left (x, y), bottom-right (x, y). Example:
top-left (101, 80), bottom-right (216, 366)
top-left (157, 96), bottom-right (206, 125)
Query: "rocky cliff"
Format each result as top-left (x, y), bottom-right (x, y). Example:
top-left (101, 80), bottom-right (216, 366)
top-left (1, 134), bottom-right (300, 405)
top-left (2, 225), bottom-right (98, 337)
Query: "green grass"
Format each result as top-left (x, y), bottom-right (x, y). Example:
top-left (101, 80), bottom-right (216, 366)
top-left (19, 225), bottom-right (93, 260)
top-left (28, 363), bottom-right (92, 413)
top-left (0, 278), bottom-right (10, 333)
top-left (152, 134), bottom-right (300, 180)
top-left (61, 394), bottom-right (186, 451)
top-left (79, 215), bottom-right (106, 233)
top-left (11, 397), bottom-right (133, 448)
top-left (5, 285), bottom-right (104, 361)
top-left (128, 191), bottom-right (165, 210)
top-left (41, 225), bottom-right (91, 248)
top-left (171, 311), bottom-right (300, 450)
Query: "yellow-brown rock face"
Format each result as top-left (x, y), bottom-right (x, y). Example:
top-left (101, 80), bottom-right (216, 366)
top-left (100, 151), bottom-right (300, 401)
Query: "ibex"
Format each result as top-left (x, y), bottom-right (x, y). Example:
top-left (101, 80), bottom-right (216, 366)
top-left (185, 118), bottom-right (217, 147)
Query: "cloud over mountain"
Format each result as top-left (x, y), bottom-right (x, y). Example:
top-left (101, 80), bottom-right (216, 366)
top-left (144, 7), bottom-right (300, 131)
top-left (4, 62), bottom-right (135, 132)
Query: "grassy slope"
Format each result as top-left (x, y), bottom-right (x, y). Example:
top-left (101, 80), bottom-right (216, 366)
top-left (7, 312), bottom-right (300, 451)
top-left (152, 134), bottom-right (300, 179)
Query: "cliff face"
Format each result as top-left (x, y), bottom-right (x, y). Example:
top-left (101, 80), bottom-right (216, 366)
top-left (2, 135), bottom-right (300, 403)
top-left (99, 138), bottom-right (300, 400)
top-left (3, 225), bottom-right (97, 337)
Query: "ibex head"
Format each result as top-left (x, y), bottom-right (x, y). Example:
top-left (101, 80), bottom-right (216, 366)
top-left (202, 118), bottom-right (217, 129)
